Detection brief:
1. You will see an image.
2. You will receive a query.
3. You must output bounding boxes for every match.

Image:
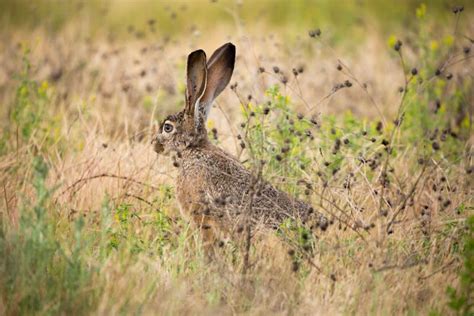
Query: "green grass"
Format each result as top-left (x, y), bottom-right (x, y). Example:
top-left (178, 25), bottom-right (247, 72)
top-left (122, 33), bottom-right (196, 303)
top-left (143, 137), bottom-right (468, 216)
top-left (0, 1), bottom-right (473, 315)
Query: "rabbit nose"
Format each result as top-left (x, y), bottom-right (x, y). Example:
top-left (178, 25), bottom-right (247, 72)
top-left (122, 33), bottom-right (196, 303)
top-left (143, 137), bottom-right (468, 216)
top-left (152, 136), bottom-right (164, 153)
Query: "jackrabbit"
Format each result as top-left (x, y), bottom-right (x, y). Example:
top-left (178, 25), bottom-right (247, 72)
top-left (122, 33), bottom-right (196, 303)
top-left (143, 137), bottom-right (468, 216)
top-left (153, 43), bottom-right (327, 243)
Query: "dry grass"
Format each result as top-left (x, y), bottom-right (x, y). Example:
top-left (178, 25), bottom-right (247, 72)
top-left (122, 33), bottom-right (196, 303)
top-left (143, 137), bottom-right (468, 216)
top-left (0, 1), bottom-right (473, 315)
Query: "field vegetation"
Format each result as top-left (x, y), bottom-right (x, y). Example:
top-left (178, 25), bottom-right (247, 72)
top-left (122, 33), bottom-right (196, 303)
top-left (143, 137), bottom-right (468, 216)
top-left (0, 1), bottom-right (473, 315)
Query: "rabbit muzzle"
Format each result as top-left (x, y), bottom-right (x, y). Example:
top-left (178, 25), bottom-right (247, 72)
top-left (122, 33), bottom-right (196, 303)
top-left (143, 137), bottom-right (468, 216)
top-left (152, 136), bottom-right (164, 154)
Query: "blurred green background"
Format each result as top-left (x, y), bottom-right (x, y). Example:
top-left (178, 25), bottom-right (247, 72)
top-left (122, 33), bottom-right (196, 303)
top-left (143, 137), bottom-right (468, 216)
top-left (1, 0), bottom-right (471, 41)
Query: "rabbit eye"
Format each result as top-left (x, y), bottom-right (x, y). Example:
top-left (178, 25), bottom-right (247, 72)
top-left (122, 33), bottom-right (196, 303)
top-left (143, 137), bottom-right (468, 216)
top-left (163, 123), bottom-right (174, 133)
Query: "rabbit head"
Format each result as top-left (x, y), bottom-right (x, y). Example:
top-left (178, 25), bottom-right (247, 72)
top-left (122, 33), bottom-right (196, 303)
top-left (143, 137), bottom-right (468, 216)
top-left (154, 43), bottom-right (236, 154)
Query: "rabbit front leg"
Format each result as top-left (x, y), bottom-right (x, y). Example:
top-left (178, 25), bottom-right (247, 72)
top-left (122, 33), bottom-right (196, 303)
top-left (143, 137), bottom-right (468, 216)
top-left (190, 206), bottom-right (221, 257)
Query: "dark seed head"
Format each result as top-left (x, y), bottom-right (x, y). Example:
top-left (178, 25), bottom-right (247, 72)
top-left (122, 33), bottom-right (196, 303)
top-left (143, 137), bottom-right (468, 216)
top-left (394, 40), bottom-right (402, 51)
top-left (452, 5), bottom-right (464, 14)
top-left (411, 68), bottom-right (418, 76)
top-left (376, 121), bottom-right (383, 133)
top-left (301, 231), bottom-right (309, 240)
top-left (319, 220), bottom-right (328, 231)
top-left (308, 28), bottom-right (321, 38)
top-left (292, 261), bottom-right (299, 272)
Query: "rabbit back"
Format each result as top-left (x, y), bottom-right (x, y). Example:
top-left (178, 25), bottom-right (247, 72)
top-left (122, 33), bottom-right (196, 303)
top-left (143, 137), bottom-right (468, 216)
top-left (176, 144), bottom-right (326, 231)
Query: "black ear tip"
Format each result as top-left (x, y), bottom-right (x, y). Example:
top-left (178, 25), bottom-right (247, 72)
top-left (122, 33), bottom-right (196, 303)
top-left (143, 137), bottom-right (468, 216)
top-left (191, 49), bottom-right (206, 54)
top-left (218, 42), bottom-right (235, 55)
top-left (225, 42), bottom-right (236, 54)
top-left (223, 43), bottom-right (236, 64)
top-left (188, 49), bottom-right (207, 61)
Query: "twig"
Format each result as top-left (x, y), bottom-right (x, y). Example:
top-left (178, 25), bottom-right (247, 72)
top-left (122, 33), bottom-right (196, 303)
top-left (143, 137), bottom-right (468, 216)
top-left (242, 163), bottom-right (262, 275)
top-left (3, 182), bottom-right (10, 218)
top-left (215, 101), bottom-right (240, 155)
top-left (337, 59), bottom-right (387, 126)
top-left (57, 173), bottom-right (160, 198)
top-left (386, 164), bottom-right (429, 233)
top-left (124, 193), bottom-right (154, 207)
top-left (310, 189), bottom-right (368, 243)
top-left (374, 255), bottom-right (427, 273)
top-left (418, 259), bottom-right (457, 280)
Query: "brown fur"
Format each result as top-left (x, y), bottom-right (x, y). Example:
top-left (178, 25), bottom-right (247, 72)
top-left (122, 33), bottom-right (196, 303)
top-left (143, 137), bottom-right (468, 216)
top-left (153, 43), bottom-right (327, 246)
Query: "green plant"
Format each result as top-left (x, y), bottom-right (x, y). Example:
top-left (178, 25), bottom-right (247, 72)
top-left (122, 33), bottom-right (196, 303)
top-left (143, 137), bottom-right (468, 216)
top-left (447, 215), bottom-right (474, 315)
top-left (0, 157), bottom-right (99, 314)
top-left (4, 48), bottom-right (62, 156)
top-left (240, 85), bottom-right (314, 195)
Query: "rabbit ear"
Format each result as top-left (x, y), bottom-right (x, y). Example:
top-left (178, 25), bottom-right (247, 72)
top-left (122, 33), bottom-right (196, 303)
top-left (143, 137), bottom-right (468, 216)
top-left (198, 42), bottom-right (235, 121)
top-left (185, 49), bottom-right (207, 117)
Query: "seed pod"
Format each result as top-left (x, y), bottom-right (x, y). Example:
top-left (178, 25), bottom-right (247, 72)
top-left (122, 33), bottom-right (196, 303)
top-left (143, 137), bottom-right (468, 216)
top-left (394, 40), bottom-right (402, 51)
